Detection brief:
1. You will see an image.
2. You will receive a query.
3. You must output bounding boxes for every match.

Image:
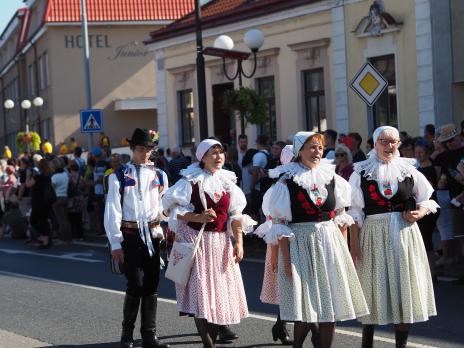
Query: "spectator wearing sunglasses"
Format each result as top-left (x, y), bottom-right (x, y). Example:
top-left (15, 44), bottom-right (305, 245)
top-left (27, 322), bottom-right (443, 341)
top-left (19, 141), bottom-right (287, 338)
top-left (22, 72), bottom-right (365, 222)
top-left (334, 144), bottom-right (354, 181)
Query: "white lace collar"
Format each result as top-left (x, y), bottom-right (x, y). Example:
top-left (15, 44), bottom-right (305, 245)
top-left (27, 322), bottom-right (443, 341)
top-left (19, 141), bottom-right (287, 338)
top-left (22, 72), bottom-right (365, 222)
top-left (353, 152), bottom-right (416, 183)
top-left (269, 161), bottom-right (336, 192)
top-left (180, 163), bottom-right (237, 203)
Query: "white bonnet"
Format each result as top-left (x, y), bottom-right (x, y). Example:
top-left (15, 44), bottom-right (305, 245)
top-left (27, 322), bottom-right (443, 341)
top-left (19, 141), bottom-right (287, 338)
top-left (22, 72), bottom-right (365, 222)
top-left (195, 139), bottom-right (222, 161)
top-left (293, 131), bottom-right (316, 156)
top-left (280, 145), bottom-right (294, 165)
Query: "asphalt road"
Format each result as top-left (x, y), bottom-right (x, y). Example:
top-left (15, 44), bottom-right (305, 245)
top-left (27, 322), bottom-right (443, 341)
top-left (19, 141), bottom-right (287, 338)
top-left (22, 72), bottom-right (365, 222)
top-left (0, 238), bottom-right (463, 347)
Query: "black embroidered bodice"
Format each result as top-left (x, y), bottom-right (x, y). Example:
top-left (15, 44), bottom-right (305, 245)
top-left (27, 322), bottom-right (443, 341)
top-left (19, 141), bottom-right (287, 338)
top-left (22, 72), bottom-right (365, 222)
top-left (360, 171), bottom-right (415, 216)
top-left (286, 178), bottom-right (336, 223)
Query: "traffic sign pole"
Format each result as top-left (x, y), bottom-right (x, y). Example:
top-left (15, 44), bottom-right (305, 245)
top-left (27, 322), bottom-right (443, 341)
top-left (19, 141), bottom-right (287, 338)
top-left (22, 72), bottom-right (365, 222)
top-left (81, 0), bottom-right (94, 150)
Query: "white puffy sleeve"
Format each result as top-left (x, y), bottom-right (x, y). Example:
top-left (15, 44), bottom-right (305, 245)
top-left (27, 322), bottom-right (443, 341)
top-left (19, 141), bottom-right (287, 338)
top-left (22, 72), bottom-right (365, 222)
top-left (347, 171), bottom-right (365, 227)
top-left (228, 184), bottom-right (257, 234)
top-left (411, 169), bottom-right (440, 213)
top-left (333, 174), bottom-right (355, 227)
top-left (161, 178), bottom-right (194, 233)
top-left (104, 173), bottom-right (123, 250)
top-left (262, 180), bottom-right (294, 245)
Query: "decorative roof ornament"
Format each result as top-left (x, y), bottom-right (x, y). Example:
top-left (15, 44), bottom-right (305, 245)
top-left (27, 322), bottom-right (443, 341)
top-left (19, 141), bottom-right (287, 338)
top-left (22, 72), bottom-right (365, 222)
top-left (354, 0), bottom-right (402, 38)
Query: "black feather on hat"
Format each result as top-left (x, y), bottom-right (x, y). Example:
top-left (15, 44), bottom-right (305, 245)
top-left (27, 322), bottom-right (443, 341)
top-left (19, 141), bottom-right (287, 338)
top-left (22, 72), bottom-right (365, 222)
top-left (127, 128), bottom-right (159, 147)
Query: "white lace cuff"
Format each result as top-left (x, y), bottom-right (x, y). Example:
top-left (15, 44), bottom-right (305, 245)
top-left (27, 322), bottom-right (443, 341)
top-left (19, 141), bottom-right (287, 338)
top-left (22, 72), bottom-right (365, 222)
top-left (263, 223), bottom-right (294, 245)
top-left (418, 199), bottom-right (440, 214)
top-left (333, 212), bottom-right (355, 227)
top-left (150, 225), bottom-right (165, 240)
top-left (347, 210), bottom-right (364, 227)
top-left (167, 204), bottom-right (194, 233)
top-left (228, 214), bottom-right (257, 235)
top-left (254, 219), bottom-right (272, 238)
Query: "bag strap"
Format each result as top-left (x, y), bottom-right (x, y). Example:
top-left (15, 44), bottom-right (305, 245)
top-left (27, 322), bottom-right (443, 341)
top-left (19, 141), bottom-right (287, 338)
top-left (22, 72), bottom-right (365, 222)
top-left (192, 183), bottom-right (207, 255)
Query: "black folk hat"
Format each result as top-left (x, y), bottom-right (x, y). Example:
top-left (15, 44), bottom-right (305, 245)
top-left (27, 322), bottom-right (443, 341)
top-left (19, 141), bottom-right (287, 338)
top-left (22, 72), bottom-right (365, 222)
top-left (127, 128), bottom-right (159, 147)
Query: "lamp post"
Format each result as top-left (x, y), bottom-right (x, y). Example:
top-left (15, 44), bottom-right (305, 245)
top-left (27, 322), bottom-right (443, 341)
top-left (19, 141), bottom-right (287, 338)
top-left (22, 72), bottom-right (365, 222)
top-left (3, 99), bottom-right (14, 146)
top-left (202, 29), bottom-right (264, 135)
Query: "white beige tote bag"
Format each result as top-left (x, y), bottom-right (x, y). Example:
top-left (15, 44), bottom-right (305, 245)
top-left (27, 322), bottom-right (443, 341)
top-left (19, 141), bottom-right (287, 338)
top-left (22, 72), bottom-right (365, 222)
top-left (165, 184), bottom-right (207, 286)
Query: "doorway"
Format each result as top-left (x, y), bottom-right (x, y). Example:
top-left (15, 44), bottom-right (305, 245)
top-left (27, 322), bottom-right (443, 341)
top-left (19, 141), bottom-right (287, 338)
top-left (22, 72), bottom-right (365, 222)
top-left (213, 83), bottom-right (235, 145)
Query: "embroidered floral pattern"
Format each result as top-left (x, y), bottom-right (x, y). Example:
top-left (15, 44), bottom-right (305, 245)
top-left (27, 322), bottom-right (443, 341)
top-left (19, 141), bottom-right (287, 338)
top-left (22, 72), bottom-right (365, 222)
top-left (297, 191), bottom-right (317, 215)
top-left (368, 184), bottom-right (386, 206)
top-left (171, 249), bottom-right (185, 266)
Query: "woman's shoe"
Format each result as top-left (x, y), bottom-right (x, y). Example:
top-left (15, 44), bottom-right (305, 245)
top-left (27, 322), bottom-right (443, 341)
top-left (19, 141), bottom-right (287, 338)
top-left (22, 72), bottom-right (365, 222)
top-left (271, 322), bottom-right (293, 345)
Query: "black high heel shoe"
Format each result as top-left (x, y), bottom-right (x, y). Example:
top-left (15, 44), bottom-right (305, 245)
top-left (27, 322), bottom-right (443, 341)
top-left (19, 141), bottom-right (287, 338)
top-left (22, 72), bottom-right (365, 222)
top-left (272, 322), bottom-right (293, 345)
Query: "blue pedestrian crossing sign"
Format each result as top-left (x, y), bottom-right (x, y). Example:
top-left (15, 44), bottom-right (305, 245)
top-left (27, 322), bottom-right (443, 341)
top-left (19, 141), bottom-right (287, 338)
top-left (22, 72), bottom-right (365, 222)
top-left (80, 109), bottom-right (103, 133)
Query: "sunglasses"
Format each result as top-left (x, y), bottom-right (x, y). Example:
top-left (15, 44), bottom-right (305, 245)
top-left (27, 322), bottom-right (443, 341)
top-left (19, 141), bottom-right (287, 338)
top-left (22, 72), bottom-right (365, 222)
top-left (443, 138), bottom-right (455, 145)
top-left (335, 153), bottom-right (347, 157)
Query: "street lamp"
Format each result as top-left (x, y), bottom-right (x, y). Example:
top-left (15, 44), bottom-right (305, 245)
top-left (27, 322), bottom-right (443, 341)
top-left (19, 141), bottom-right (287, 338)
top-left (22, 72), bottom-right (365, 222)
top-left (3, 99), bottom-right (14, 146)
top-left (203, 28), bottom-right (265, 134)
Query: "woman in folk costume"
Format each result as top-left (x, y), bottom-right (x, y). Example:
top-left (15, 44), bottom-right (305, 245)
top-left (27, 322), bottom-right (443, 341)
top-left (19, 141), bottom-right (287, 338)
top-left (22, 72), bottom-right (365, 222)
top-left (162, 139), bottom-right (255, 348)
top-left (260, 132), bottom-right (369, 348)
top-left (348, 126), bottom-right (438, 348)
top-left (255, 145), bottom-right (294, 346)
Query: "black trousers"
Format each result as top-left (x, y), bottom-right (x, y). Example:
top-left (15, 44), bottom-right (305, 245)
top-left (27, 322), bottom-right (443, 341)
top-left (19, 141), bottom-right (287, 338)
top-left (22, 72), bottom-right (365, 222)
top-left (121, 231), bottom-right (161, 298)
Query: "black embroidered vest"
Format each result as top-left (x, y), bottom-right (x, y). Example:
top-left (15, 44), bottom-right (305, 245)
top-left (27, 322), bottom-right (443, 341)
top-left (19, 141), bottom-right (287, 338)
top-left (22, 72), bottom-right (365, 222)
top-left (360, 171), bottom-right (415, 216)
top-left (286, 178), bottom-right (336, 223)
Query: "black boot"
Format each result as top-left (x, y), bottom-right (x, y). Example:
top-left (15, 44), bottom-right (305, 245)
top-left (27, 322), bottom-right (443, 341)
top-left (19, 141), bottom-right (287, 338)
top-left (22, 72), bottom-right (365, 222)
top-left (217, 325), bottom-right (238, 342)
top-left (395, 329), bottom-right (409, 348)
top-left (362, 325), bottom-right (375, 348)
top-left (140, 294), bottom-right (170, 348)
top-left (120, 294), bottom-right (140, 348)
top-left (272, 314), bottom-right (293, 345)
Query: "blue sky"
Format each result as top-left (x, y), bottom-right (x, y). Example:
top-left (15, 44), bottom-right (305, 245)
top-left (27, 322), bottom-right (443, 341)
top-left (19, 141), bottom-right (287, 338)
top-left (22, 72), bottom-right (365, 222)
top-left (0, 0), bottom-right (26, 34)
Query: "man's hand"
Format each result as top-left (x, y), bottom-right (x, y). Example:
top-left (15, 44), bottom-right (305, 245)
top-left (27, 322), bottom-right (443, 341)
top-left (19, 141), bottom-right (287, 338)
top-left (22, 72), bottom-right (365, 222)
top-left (233, 243), bottom-right (244, 263)
top-left (111, 248), bottom-right (124, 264)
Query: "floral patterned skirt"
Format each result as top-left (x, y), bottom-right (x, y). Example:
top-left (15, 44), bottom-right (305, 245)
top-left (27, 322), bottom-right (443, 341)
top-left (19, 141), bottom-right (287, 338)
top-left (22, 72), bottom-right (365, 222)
top-left (174, 222), bottom-right (248, 325)
top-left (260, 244), bottom-right (279, 305)
top-left (278, 221), bottom-right (369, 323)
top-left (357, 212), bottom-right (437, 325)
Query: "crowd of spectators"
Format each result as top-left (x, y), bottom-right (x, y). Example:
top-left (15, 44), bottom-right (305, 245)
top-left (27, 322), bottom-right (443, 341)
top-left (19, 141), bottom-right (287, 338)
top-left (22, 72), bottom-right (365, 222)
top-left (0, 121), bottom-right (463, 286)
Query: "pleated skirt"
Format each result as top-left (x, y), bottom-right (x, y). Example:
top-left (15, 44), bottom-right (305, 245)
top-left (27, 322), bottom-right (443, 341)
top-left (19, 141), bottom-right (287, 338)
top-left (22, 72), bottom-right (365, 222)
top-left (278, 221), bottom-right (369, 323)
top-left (174, 222), bottom-right (249, 325)
top-left (357, 212), bottom-right (437, 325)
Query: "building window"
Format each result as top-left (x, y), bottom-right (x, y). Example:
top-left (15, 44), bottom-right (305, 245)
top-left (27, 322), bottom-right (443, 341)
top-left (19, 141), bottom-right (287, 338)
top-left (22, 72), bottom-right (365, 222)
top-left (257, 76), bottom-right (277, 141)
top-left (28, 63), bottom-right (36, 97)
top-left (178, 89), bottom-right (195, 146)
top-left (303, 68), bottom-right (326, 132)
top-left (370, 54), bottom-right (397, 128)
top-left (39, 52), bottom-right (50, 90)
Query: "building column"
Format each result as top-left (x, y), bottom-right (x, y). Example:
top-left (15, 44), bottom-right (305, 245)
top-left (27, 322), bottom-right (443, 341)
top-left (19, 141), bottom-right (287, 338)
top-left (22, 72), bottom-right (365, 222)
top-left (331, 3), bottom-right (349, 134)
top-left (415, 0), bottom-right (436, 132)
top-left (155, 49), bottom-right (168, 149)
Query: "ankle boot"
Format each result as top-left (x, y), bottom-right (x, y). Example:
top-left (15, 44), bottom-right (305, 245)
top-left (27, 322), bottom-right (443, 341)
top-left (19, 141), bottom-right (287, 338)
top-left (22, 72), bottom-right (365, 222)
top-left (395, 330), bottom-right (409, 348)
top-left (140, 294), bottom-right (170, 348)
top-left (121, 294), bottom-right (140, 348)
top-left (272, 318), bottom-right (293, 345)
top-left (362, 325), bottom-right (375, 348)
top-left (217, 325), bottom-right (238, 342)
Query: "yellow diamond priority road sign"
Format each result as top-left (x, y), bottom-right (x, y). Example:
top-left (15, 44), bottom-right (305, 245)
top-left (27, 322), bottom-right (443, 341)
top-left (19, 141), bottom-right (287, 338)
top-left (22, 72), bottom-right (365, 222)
top-left (350, 62), bottom-right (388, 106)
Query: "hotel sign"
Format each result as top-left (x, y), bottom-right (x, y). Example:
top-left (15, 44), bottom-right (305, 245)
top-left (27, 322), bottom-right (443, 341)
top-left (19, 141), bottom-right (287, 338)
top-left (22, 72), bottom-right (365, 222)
top-left (350, 62), bottom-right (388, 106)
